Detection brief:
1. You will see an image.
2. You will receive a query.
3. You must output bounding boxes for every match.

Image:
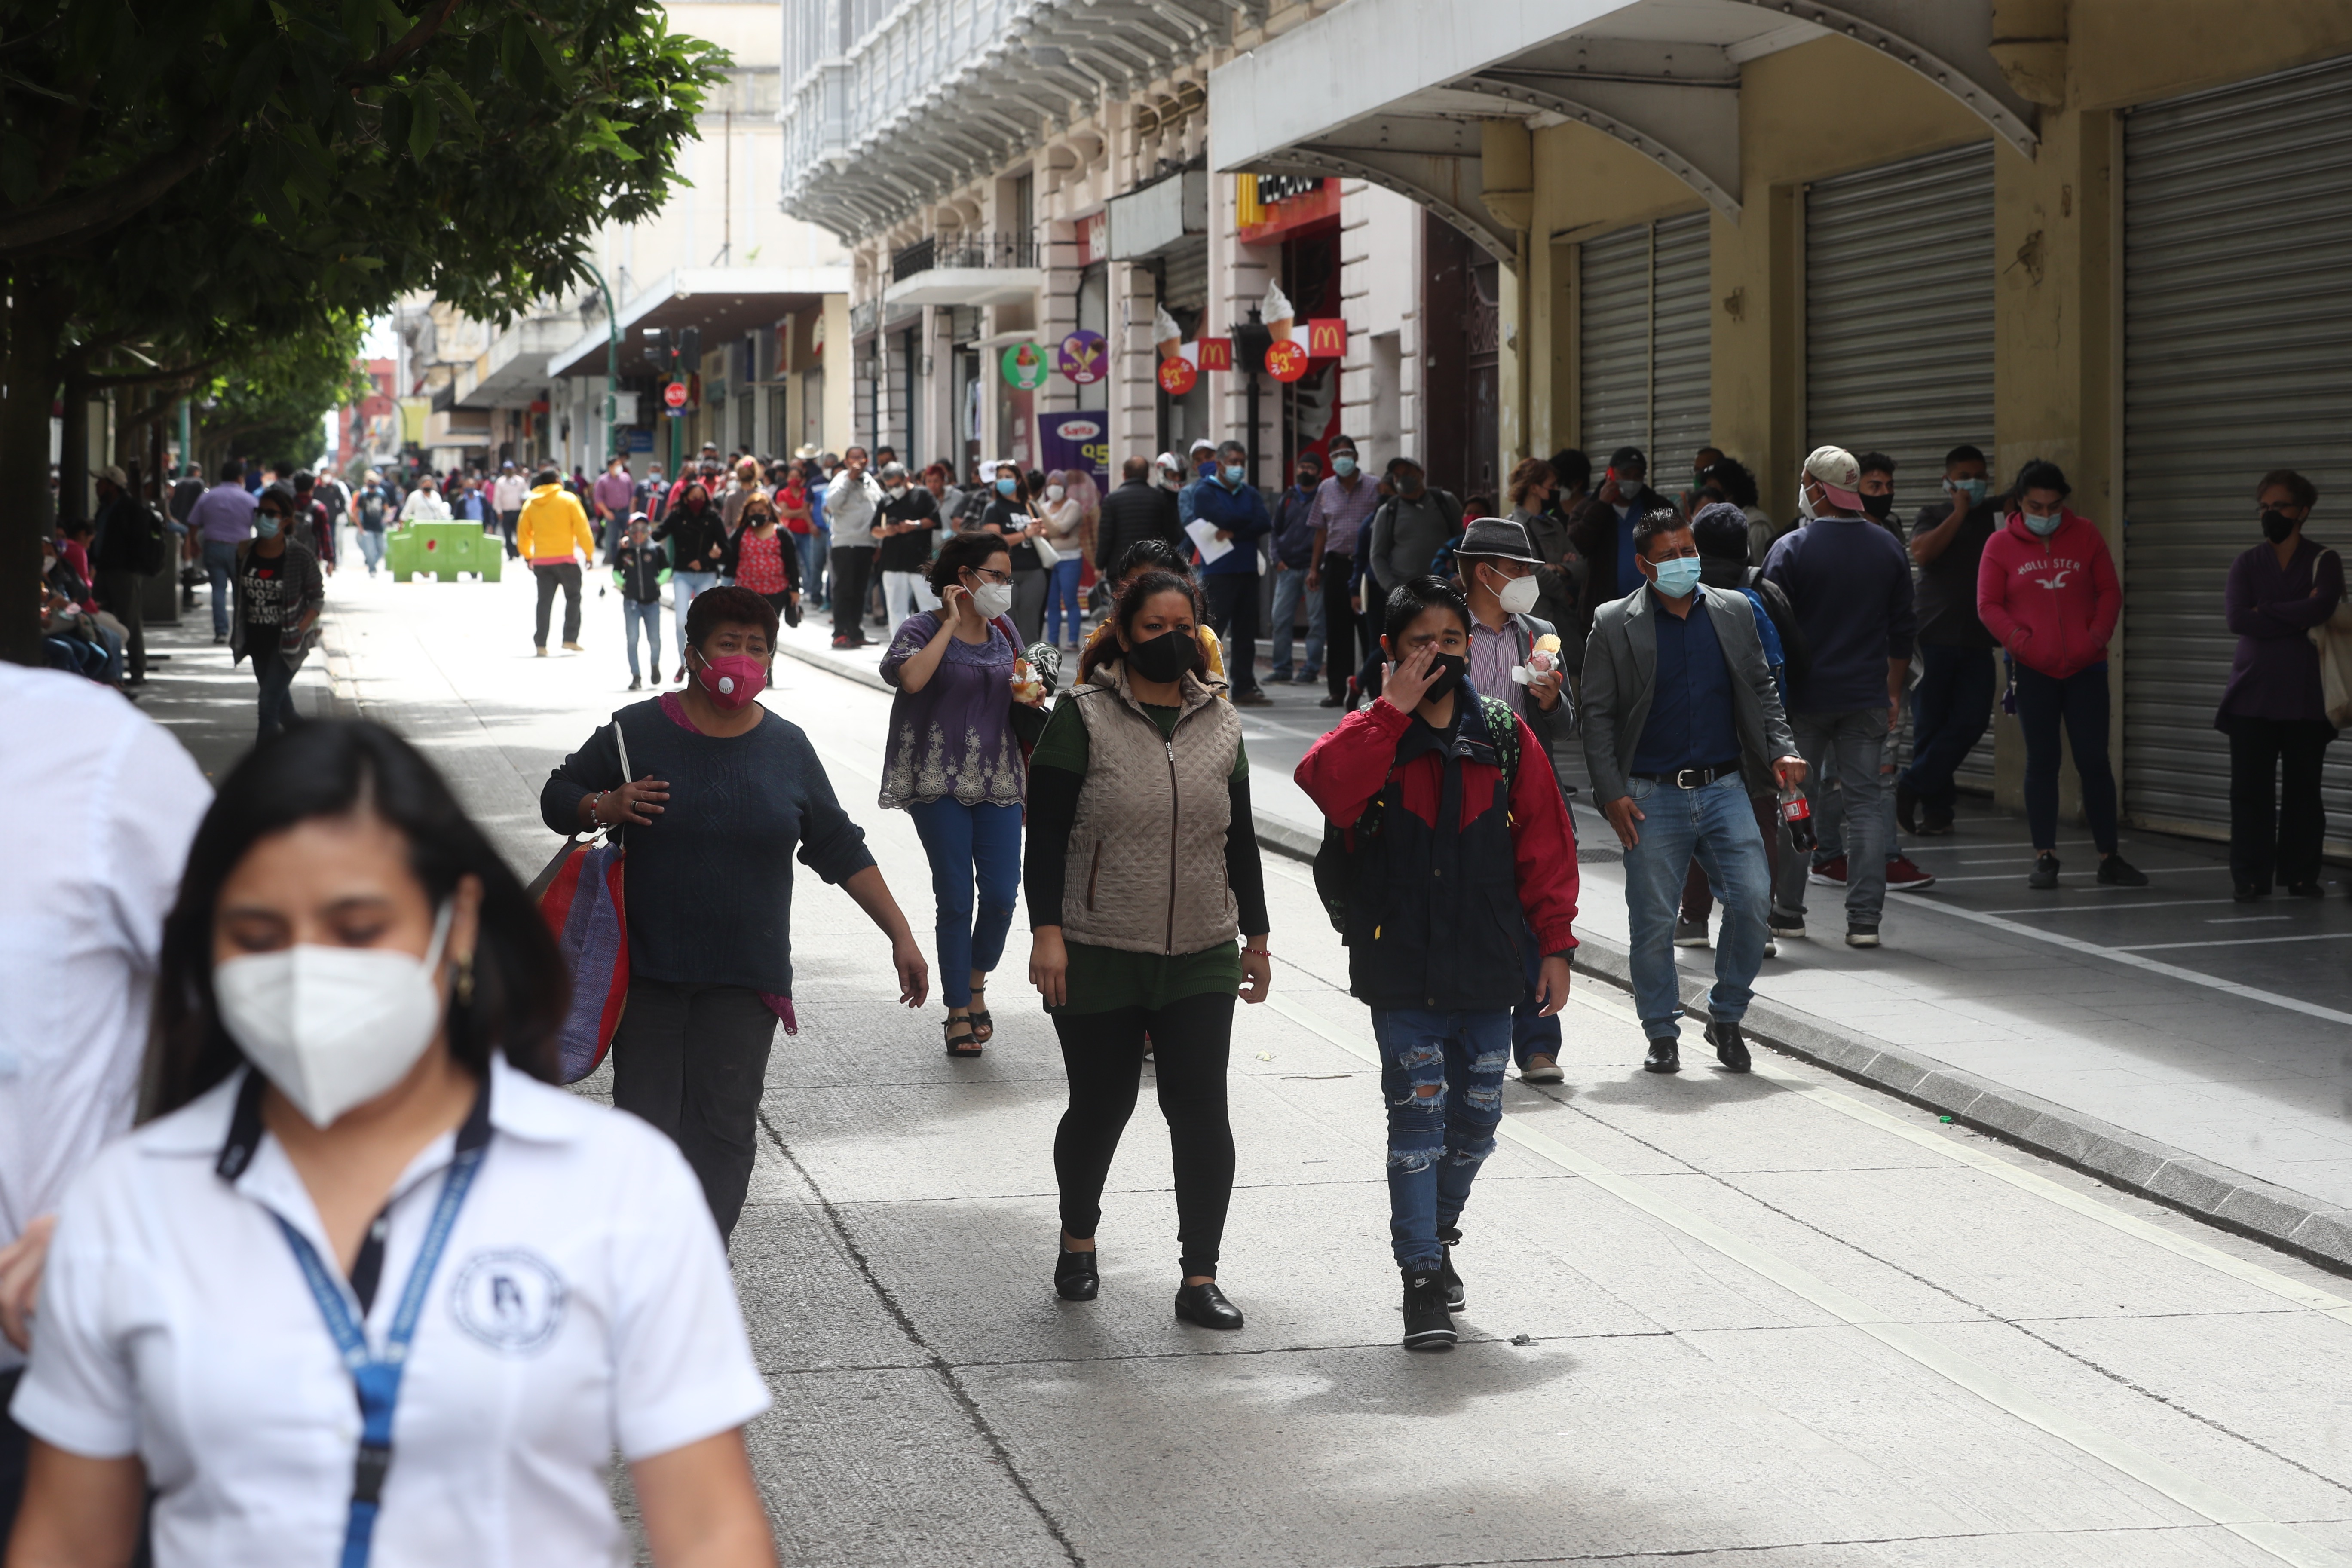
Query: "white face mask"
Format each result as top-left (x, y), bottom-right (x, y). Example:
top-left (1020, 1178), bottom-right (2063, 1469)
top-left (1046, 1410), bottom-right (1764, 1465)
top-left (1046, 484), bottom-right (1066, 502)
top-left (971, 582), bottom-right (1014, 619)
top-left (214, 905), bottom-right (453, 1128)
top-left (1492, 570), bottom-right (1540, 615)
top-left (1797, 481), bottom-right (1819, 522)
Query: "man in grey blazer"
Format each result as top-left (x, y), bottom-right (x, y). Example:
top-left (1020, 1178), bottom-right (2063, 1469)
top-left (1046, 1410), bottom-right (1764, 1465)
top-left (1582, 510), bottom-right (1805, 1074)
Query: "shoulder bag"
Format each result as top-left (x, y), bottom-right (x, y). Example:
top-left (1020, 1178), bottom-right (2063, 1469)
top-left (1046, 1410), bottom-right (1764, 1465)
top-left (530, 716), bottom-right (633, 1083)
top-left (2312, 551), bottom-right (2352, 728)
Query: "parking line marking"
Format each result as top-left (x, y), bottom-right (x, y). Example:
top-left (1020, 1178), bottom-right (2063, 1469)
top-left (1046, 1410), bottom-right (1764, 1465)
top-left (1264, 990), bottom-right (2349, 1568)
top-left (2116, 932), bottom-right (2352, 952)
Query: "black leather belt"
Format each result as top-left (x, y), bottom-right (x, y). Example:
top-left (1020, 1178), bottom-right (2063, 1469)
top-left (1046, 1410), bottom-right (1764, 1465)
top-left (1632, 760), bottom-right (1741, 789)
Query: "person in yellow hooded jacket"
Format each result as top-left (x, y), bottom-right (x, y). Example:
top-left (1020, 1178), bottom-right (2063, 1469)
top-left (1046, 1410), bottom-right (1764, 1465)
top-left (518, 466), bottom-right (598, 655)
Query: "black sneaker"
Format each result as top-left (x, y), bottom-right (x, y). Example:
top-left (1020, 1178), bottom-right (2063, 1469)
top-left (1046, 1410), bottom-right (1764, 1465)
top-left (1704, 1019), bottom-right (1752, 1072)
top-left (1400, 1268), bottom-right (1457, 1351)
top-left (2028, 852), bottom-right (2060, 890)
top-left (1768, 907), bottom-right (1806, 939)
top-left (1844, 923), bottom-right (1881, 949)
top-left (2097, 854), bottom-right (2149, 888)
top-left (1644, 1037), bottom-right (1681, 1074)
top-left (1435, 1227), bottom-right (1467, 1311)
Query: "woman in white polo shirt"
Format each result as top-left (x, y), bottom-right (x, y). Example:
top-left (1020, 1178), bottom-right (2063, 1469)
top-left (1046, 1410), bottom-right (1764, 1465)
top-left (6, 720), bottom-right (775, 1568)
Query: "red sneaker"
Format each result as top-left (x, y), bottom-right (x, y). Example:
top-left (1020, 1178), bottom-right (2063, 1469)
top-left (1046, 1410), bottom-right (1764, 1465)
top-left (1806, 855), bottom-right (1848, 887)
top-left (1885, 855), bottom-right (1938, 891)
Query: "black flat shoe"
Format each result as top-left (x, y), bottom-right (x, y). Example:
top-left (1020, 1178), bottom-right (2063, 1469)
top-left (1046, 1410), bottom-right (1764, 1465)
top-left (2234, 883), bottom-right (2266, 903)
top-left (1705, 1019), bottom-right (1752, 1073)
top-left (2288, 880), bottom-right (2326, 898)
top-left (1436, 1227), bottom-right (1467, 1311)
top-left (1895, 781), bottom-right (1920, 836)
top-left (1055, 1245), bottom-right (1099, 1302)
top-left (1644, 1038), bottom-right (1681, 1074)
top-left (1174, 1280), bottom-right (1244, 1330)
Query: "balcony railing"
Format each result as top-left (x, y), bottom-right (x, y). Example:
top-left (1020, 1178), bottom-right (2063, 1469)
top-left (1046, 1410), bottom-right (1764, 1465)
top-left (892, 233), bottom-right (1038, 282)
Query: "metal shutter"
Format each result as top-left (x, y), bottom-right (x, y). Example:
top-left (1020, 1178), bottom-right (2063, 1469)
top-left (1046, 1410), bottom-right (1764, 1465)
top-left (2122, 54), bottom-right (2352, 845)
top-left (1579, 213), bottom-right (1712, 462)
top-left (1159, 239), bottom-right (1208, 315)
top-left (1807, 142), bottom-right (1997, 793)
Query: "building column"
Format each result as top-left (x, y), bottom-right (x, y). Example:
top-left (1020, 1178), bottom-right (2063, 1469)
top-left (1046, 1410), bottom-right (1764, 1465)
top-left (821, 294), bottom-right (852, 453)
top-left (1211, 172), bottom-right (1276, 480)
top-left (1111, 261), bottom-right (1158, 469)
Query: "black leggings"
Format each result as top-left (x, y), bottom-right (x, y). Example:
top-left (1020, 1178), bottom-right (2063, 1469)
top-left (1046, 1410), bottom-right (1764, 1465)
top-left (611, 979), bottom-right (777, 1243)
top-left (1053, 991), bottom-right (1237, 1279)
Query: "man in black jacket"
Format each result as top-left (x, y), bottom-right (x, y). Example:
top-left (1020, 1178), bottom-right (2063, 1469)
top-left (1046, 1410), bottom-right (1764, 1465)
top-left (88, 466), bottom-right (157, 683)
top-left (1563, 445), bottom-right (1675, 647)
top-left (1093, 456), bottom-right (1183, 576)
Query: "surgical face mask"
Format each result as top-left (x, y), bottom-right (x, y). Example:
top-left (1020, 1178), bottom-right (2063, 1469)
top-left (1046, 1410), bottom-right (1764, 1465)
top-left (1649, 555), bottom-right (1704, 598)
top-left (2261, 508), bottom-right (2300, 544)
top-left (1222, 464), bottom-right (1245, 486)
top-left (2021, 507), bottom-right (2064, 537)
top-left (1948, 476), bottom-right (1988, 504)
top-left (1046, 484), bottom-right (1066, 502)
top-left (1860, 492), bottom-right (1894, 520)
top-left (995, 477), bottom-right (1018, 496)
top-left (970, 581), bottom-right (1014, 620)
top-left (255, 514), bottom-right (283, 539)
top-left (886, 484), bottom-right (907, 499)
top-left (214, 905), bottom-right (453, 1128)
top-left (1331, 455), bottom-right (1357, 478)
top-left (1796, 482), bottom-right (1819, 523)
top-left (1125, 626), bottom-right (1198, 684)
top-left (1485, 566), bottom-right (1540, 615)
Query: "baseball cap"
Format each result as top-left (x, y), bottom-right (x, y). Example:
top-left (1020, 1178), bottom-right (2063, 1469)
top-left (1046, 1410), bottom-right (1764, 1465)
top-left (1802, 445), bottom-right (1863, 512)
top-left (1188, 438), bottom-right (1216, 456)
top-left (1455, 516), bottom-right (1543, 564)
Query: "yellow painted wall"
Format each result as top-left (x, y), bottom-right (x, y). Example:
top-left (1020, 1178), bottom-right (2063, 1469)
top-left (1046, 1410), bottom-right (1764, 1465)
top-left (2071, 0), bottom-right (2352, 110)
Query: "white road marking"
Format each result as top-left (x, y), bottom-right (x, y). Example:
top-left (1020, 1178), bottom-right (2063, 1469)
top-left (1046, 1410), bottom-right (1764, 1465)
top-left (2116, 932), bottom-right (2352, 952)
top-left (1975, 898), bottom-right (2242, 915)
top-left (1265, 989), bottom-right (2349, 1568)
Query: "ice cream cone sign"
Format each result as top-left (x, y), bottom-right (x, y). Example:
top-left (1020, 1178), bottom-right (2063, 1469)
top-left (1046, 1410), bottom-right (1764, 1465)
top-left (1154, 304), bottom-right (1183, 361)
top-left (1262, 281), bottom-right (1295, 343)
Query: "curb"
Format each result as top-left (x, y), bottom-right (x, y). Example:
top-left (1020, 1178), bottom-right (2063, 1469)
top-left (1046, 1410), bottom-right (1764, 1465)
top-left (775, 634), bottom-right (894, 696)
top-left (780, 631), bottom-right (2352, 1277)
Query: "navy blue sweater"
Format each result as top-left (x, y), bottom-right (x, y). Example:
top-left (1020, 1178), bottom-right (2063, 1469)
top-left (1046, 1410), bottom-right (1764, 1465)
top-left (1189, 478), bottom-right (1270, 576)
top-left (1761, 514), bottom-right (1917, 714)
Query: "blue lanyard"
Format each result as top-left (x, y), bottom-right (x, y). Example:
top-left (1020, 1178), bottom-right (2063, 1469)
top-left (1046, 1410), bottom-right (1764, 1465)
top-left (274, 1104), bottom-right (489, 1568)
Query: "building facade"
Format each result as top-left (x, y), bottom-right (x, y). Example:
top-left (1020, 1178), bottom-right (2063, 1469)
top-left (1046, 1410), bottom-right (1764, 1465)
top-left (1213, 0), bottom-right (2352, 853)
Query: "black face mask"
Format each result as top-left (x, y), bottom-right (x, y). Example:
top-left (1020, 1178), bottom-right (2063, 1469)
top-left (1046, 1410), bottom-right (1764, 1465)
top-left (1125, 627), bottom-right (1198, 684)
top-left (1860, 492), bottom-right (1894, 520)
top-left (1421, 652), bottom-right (1470, 705)
top-left (2261, 508), bottom-right (2300, 544)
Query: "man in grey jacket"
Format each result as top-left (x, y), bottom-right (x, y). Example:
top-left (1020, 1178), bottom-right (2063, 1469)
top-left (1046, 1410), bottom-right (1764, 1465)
top-left (1583, 510), bottom-right (1805, 1075)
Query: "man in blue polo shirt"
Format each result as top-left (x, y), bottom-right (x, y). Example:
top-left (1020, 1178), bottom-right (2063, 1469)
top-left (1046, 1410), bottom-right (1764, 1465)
top-left (1191, 438), bottom-right (1273, 705)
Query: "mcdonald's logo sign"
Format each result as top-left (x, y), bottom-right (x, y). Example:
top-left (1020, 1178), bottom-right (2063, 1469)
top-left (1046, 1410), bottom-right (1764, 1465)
top-left (1306, 318), bottom-right (1348, 358)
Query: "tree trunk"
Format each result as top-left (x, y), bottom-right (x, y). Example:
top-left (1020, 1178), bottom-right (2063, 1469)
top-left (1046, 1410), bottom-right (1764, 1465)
top-left (0, 274), bottom-right (64, 665)
top-left (58, 359), bottom-right (89, 529)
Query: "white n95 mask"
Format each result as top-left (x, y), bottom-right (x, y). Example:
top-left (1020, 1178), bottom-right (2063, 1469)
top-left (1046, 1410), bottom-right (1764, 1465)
top-left (214, 905), bottom-right (453, 1127)
top-left (971, 582), bottom-right (1015, 620)
top-left (1495, 573), bottom-right (1540, 615)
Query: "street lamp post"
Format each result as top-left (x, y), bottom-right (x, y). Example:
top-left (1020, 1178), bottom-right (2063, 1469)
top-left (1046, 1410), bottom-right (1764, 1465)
top-left (579, 258), bottom-right (623, 464)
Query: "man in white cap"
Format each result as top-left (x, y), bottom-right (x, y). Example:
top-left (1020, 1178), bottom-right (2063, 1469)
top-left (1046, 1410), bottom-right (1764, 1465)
top-left (1760, 445), bottom-right (1916, 949)
top-left (1176, 437), bottom-right (1219, 528)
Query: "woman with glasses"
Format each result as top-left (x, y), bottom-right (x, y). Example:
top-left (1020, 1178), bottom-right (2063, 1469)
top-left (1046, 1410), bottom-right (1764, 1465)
top-left (232, 482), bottom-right (326, 741)
top-left (880, 533), bottom-right (1041, 1056)
top-left (980, 461), bottom-right (1051, 644)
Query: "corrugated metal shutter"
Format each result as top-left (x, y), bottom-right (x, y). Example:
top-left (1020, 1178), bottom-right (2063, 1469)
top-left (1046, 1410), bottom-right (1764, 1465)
top-left (1579, 213), bottom-right (1711, 462)
top-left (2122, 54), bottom-right (2352, 845)
top-left (1159, 239), bottom-right (1207, 315)
top-left (1807, 142), bottom-right (1997, 793)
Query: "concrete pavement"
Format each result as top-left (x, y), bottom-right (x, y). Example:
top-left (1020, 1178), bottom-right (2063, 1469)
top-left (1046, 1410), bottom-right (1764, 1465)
top-left (121, 564), bottom-right (2352, 1565)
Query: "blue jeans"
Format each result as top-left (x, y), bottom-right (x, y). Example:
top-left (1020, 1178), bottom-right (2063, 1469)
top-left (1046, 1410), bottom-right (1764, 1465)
top-left (1511, 925), bottom-right (1560, 1069)
top-left (670, 570), bottom-right (718, 661)
top-left (203, 539), bottom-right (239, 636)
top-left (1371, 1008), bottom-right (1511, 1270)
top-left (906, 799), bottom-right (1022, 1007)
top-left (1043, 557), bottom-right (1084, 646)
top-left (1268, 562), bottom-right (1324, 680)
top-left (1621, 772), bottom-right (1772, 1039)
top-left (1776, 709), bottom-right (1892, 925)
top-left (802, 532), bottom-right (829, 605)
top-left (254, 656), bottom-right (297, 739)
top-left (358, 527), bottom-right (385, 573)
top-left (1901, 644), bottom-right (1996, 813)
top-left (623, 598), bottom-right (662, 679)
top-left (2015, 662), bottom-right (2119, 853)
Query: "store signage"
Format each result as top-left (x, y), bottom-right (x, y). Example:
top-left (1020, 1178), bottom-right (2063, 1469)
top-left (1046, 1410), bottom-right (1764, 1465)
top-left (1042, 412), bottom-right (1110, 487)
top-left (1000, 341), bottom-right (1050, 390)
top-left (1157, 356), bottom-right (1198, 395)
top-left (1263, 339), bottom-right (1310, 382)
top-left (1196, 337), bottom-right (1232, 372)
top-left (1077, 211), bottom-right (1108, 266)
top-left (1306, 318), bottom-right (1348, 357)
top-left (1056, 330), bottom-right (1107, 385)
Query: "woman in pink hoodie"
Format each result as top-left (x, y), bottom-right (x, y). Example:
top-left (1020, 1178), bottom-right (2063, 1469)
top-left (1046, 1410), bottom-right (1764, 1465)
top-left (1976, 459), bottom-right (2146, 891)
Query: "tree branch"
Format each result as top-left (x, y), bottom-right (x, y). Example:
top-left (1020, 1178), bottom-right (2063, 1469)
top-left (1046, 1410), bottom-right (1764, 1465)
top-left (0, 116), bottom-right (235, 256)
top-left (346, 0), bottom-right (467, 83)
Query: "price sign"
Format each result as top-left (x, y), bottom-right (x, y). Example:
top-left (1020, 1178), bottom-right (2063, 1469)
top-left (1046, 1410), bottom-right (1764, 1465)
top-left (1156, 356), bottom-right (1198, 396)
top-left (1264, 339), bottom-right (1310, 383)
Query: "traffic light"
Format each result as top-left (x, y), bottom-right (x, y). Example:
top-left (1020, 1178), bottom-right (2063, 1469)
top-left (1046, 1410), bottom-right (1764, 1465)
top-left (677, 326), bottom-right (701, 369)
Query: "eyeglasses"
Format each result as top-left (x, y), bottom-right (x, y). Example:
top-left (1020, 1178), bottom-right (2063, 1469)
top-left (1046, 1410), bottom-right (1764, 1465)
top-left (968, 567), bottom-right (1012, 585)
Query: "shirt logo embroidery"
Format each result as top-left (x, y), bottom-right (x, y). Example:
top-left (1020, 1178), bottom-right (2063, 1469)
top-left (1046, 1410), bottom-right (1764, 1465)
top-left (450, 1249), bottom-right (568, 1356)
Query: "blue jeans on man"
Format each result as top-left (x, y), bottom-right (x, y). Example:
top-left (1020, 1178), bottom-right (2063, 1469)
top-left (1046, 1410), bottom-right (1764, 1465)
top-left (203, 539), bottom-right (239, 637)
top-left (1902, 644), bottom-right (1996, 820)
top-left (1268, 561), bottom-right (1324, 682)
top-left (358, 526), bottom-right (385, 575)
top-left (622, 599), bottom-right (662, 680)
top-left (1775, 709), bottom-right (1892, 927)
top-left (1621, 772), bottom-right (1772, 1040)
top-left (254, 655), bottom-right (297, 739)
top-left (1510, 924), bottom-right (1561, 1070)
top-left (1371, 1008), bottom-right (1511, 1271)
top-left (800, 530), bottom-right (828, 606)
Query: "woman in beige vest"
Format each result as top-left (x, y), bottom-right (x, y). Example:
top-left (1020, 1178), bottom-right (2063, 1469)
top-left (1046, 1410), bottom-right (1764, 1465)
top-left (1024, 570), bottom-right (1272, 1329)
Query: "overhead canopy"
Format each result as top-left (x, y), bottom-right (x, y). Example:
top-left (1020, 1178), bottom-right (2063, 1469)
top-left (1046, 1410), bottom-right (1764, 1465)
top-left (1207, 0), bottom-right (2039, 262)
top-left (546, 267), bottom-right (850, 379)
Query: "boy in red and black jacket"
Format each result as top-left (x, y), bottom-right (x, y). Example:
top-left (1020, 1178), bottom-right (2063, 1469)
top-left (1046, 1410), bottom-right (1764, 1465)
top-left (1295, 575), bottom-right (1580, 1351)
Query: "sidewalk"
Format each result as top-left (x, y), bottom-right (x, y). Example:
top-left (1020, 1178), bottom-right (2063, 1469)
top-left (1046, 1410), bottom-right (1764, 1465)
top-left (773, 612), bottom-right (2352, 1272)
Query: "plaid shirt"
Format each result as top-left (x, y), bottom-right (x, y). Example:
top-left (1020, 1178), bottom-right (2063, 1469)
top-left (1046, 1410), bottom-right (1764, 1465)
top-left (1310, 473), bottom-right (1381, 558)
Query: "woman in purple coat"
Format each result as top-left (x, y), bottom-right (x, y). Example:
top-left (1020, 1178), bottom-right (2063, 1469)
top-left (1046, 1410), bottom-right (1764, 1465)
top-left (2217, 469), bottom-right (2343, 900)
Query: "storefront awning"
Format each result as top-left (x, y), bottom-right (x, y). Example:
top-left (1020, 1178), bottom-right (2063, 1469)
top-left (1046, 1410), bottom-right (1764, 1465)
top-left (545, 267), bottom-right (850, 379)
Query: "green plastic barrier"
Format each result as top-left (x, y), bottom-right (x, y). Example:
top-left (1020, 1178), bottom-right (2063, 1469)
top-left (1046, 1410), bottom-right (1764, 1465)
top-left (386, 521), bottom-right (504, 582)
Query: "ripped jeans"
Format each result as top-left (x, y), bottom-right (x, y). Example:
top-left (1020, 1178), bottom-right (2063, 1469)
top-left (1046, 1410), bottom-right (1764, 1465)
top-left (1371, 1007), bottom-right (1513, 1271)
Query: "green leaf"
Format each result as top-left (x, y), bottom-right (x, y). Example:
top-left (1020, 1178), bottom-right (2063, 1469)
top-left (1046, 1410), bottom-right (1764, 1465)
top-left (406, 86), bottom-right (437, 162)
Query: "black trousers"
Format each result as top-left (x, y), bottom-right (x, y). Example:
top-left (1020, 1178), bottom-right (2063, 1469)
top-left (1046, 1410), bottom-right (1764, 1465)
top-left (1053, 990), bottom-right (1237, 1279)
top-left (1320, 551), bottom-right (1370, 699)
top-left (2228, 716), bottom-right (2337, 890)
top-left (830, 545), bottom-right (875, 642)
top-left (1202, 571), bottom-right (1261, 696)
top-left (611, 979), bottom-right (778, 1243)
top-left (533, 561), bottom-right (582, 646)
top-left (94, 567), bottom-right (147, 680)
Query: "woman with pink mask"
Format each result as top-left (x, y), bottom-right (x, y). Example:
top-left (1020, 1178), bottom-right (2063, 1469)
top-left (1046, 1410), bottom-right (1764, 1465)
top-left (540, 586), bottom-right (929, 1242)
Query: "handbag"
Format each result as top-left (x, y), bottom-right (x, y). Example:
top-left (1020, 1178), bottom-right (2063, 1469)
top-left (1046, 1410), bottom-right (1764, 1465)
top-left (1030, 529), bottom-right (1061, 568)
top-left (2312, 551), bottom-right (2352, 728)
top-left (530, 718), bottom-right (633, 1083)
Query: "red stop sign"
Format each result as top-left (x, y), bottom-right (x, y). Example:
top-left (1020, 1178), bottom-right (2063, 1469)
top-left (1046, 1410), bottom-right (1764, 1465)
top-left (663, 380), bottom-right (689, 409)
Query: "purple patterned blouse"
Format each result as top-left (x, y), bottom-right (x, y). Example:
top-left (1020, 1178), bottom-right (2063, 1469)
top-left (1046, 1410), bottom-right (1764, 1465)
top-left (878, 612), bottom-right (1026, 808)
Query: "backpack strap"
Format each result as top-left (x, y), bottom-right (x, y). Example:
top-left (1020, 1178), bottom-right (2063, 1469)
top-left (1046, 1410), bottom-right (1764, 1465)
top-left (1477, 695), bottom-right (1520, 789)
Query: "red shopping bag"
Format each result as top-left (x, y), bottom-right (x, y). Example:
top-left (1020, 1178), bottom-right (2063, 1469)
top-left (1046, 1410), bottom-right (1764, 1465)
top-left (530, 717), bottom-right (634, 1083)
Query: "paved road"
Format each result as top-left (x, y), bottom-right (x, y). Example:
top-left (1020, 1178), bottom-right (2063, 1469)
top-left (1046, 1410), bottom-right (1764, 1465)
top-left (144, 566), bottom-right (2349, 1566)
